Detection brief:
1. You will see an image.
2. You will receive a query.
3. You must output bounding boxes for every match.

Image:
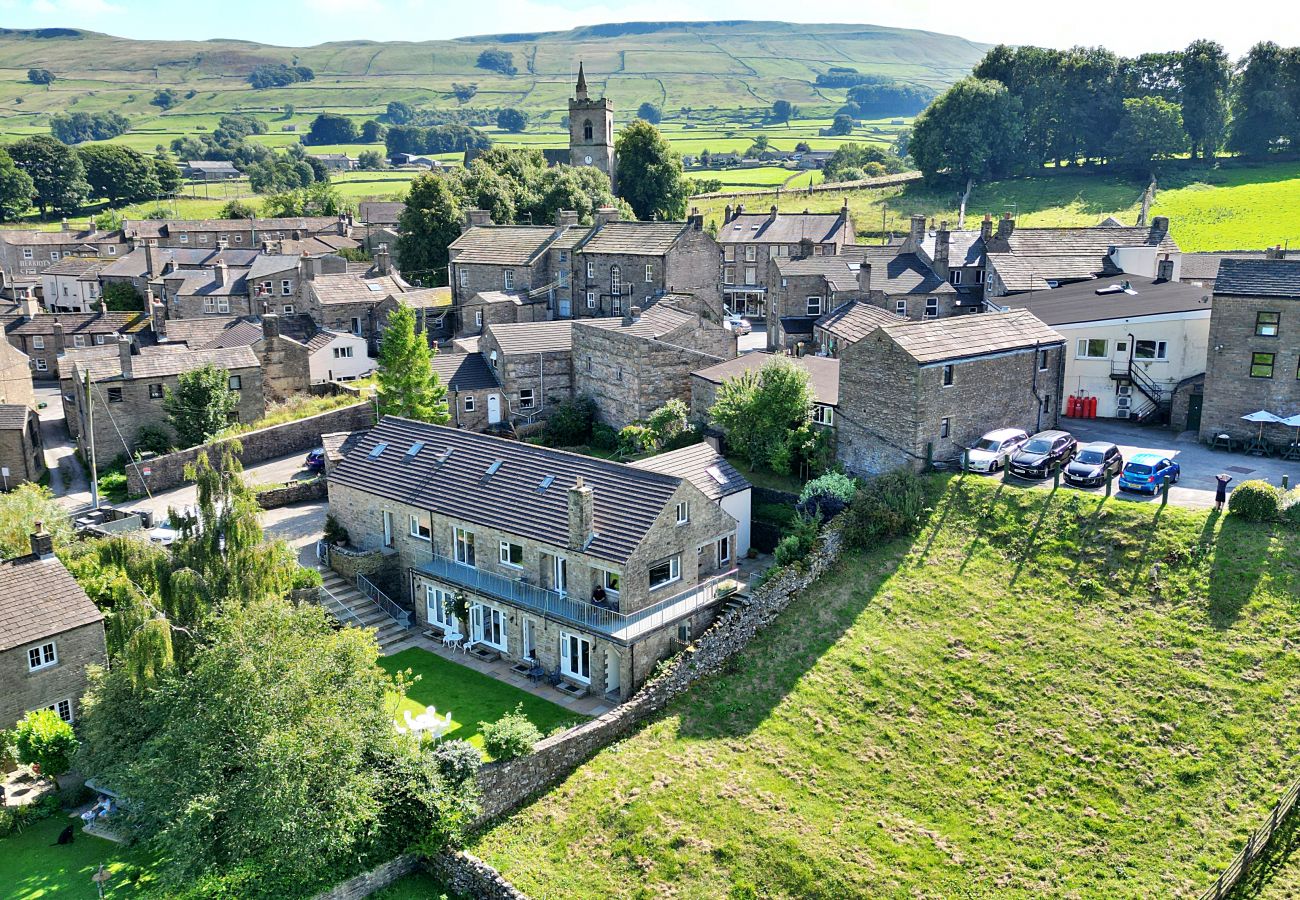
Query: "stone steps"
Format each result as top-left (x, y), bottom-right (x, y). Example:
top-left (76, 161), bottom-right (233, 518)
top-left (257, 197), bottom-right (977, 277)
top-left (317, 569), bottom-right (411, 654)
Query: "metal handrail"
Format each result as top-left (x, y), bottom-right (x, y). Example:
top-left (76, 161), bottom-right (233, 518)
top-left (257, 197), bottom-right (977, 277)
top-left (316, 582), bottom-right (367, 630)
top-left (415, 552), bottom-right (739, 640)
top-left (358, 572), bottom-right (411, 628)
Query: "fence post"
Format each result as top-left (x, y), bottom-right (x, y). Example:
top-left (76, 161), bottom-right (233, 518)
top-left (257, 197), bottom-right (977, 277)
top-left (1161, 477), bottom-right (1171, 507)
top-left (1105, 471), bottom-right (1113, 497)
top-left (961, 448), bottom-right (969, 477)
top-left (1283, 474), bottom-right (1290, 491)
top-left (1052, 463), bottom-right (1060, 490)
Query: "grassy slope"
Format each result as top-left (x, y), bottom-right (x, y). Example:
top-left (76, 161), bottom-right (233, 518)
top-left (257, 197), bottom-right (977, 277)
top-left (470, 476), bottom-right (1300, 899)
top-left (1, 814), bottom-right (159, 898)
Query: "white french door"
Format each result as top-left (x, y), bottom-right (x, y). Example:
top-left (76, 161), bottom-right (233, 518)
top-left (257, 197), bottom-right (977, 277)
top-left (471, 603), bottom-right (507, 651)
top-left (560, 631), bottom-right (591, 683)
top-left (425, 586), bottom-right (455, 631)
top-left (522, 619), bottom-right (536, 660)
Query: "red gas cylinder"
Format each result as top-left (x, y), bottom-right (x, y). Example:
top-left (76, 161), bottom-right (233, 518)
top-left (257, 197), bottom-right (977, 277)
top-left (1066, 395), bottom-right (1076, 417)
top-left (1087, 396), bottom-right (1098, 418)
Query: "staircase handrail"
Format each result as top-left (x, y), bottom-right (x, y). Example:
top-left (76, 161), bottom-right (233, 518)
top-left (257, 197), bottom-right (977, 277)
top-left (357, 572), bottom-right (412, 628)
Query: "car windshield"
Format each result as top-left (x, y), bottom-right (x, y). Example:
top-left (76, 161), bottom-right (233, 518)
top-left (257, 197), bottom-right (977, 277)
top-left (973, 438), bottom-right (1003, 451)
top-left (1126, 463), bottom-right (1152, 475)
top-left (1077, 450), bottom-right (1104, 464)
top-left (1023, 439), bottom-right (1051, 454)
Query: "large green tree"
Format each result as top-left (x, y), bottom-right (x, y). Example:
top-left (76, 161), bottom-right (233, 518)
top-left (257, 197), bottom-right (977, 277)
top-left (709, 358), bottom-right (814, 475)
top-left (0, 483), bottom-right (71, 558)
top-left (8, 134), bottom-right (89, 214)
top-left (0, 149), bottom-right (33, 220)
top-left (163, 364), bottom-right (239, 448)
top-left (614, 119), bottom-right (689, 221)
top-left (78, 144), bottom-right (161, 204)
top-left (1228, 42), bottom-right (1293, 157)
top-left (307, 113), bottom-right (360, 145)
top-left (1178, 40), bottom-right (1230, 159)
top-left (377, 305), bottom-right (449, 423)
top-left (396, 172), bottom-right (462, 286)
top-left (909, 77), bottom-right (1023, 198)
top-left (1109, 96), bottom-right (1187, 173)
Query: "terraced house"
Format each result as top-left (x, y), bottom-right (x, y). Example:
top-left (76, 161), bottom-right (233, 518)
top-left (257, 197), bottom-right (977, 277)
top-left (327, 418), bottom-right (742, 700)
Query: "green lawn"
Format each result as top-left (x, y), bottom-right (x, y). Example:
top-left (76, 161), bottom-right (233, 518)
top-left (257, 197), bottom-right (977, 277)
top-left (470, 476), bottom-right (1300, 899)
top-left (379, 647), bottom-right (583, 756)
top-left (0, 815), bottom-right (159, 899)
top-left (370, 871), bottom-right (452, 900)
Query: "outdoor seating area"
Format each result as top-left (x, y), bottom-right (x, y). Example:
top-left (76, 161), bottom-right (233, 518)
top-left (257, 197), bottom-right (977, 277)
top-left (1209, 410), bottom-right (1300, 459)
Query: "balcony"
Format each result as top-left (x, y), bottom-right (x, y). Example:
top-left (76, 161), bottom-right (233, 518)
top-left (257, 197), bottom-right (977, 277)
top-left (414, 551), bottom-right (740, 643)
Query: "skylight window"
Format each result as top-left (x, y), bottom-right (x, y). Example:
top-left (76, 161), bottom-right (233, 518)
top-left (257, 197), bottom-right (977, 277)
top-left (538, 474), bottom-right (555, 492)
top-left (437, 448), bottom-right (453, 464)
top-left (706, 464), bottom-right (728, 485)
top-left (406, 441), bottom-right (424, 458)
top-left (367, 442), bottom-right (388, 459)
top-left (366, 283), bottom-right (382, 292)
top-left (485, 460), bottom-right (503, 477)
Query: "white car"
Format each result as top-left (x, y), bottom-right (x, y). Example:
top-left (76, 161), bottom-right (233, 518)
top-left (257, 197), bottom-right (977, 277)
top-left (964, 427), bottom-right (1030, 473)
top-left (724, 314), bottom-right (752, 335)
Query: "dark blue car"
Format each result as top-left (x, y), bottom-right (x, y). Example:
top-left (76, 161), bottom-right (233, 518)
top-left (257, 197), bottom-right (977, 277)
top-left (1118, 452), bottom-right (1181, 494)
top-left (305, 447), bottom-right (327, 473)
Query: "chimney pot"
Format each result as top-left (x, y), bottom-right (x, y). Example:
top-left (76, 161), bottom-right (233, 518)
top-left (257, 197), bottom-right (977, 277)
top-left (60, 218), bottom-right (70, 232)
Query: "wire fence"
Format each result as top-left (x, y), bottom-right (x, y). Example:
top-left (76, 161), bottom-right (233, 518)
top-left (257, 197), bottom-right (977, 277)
top-left (1197, 777), bottom-right (1300, 900)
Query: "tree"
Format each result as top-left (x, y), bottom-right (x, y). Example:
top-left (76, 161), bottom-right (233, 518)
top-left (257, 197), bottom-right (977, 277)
top-left (909, 77), bottom-right (1023, 190)
top-left (1229, 42), bottom-right (1291, 157)
top-left (0, 482), bottom-right (71, 558)
top-left (151, 152), bottom-right (182, 195)
top-left (8, 135), bottom-right (89, 214)
top-left (396, 173), bottom-right (461, 286)
top-left (377, 305), bottom-right (449, 423)
top-left (1178, 40), bottom-right (1230, 159)
top-left (50, 111), bottom-right (130, 144)
top-left (307, 113), bottom-right (360, 145)
top-left (614, 120), bottom-right (689, 221)
top-left (247, 156), bottom-right (315, 194)
top-left (386, 100), bottom-right (415, 124)
top-left (357, 149), bottom-right (386, 170)
top-left (771, 99), bottom-right (795, 124)
top-left (78, 144), bottom-right (161, 204)
top-left (360, 119), bottom-right (386, 143)
top-left (496, 108), bottom-right (528, 133)
top-left (27, 68), bottom-right (53, 86)
top-left (164, 364), bottom-right (239, 448)
top-left (451, 83), bottom-right (478, 103)
top-left (744, 134), bottom-right (771, 158)
top-left (637, 102), bottom-right (663, 125)
top-left (219, 199), bottom-right (258, 219)
top-left (103, 281), bottom-right (142, 311)
top-left (476, 49), bottom-right (517, 76)
top-left (10, 709), bottom-right (76, 787)
top-left (645, 398), bottom-right (693, 450)
top-left (845, 82), bottom-right (935, 117)
top-left (151, 88), bottom-right (179, 110)
top-left (709, 358), bottom-right (813, 474)
top-left (248, 63), bottom-right (313, 89)
top-left (1109, 96), bottom-right (1186, 173)
top-left (0, 149), bottom-right (33, 220)
top-left (260, 181), bottom-right (345, 217)
top-left (827, 114), bottom-right (855, 136)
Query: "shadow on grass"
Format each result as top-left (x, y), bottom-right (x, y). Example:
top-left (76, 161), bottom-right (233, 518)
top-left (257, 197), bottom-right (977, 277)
top-left (1206, 515), bottom-right (1273, 629)
top-left (1226, 801), bottom-right (1300, 900)
top-left (1010, 484), bottom-right (1059, 585)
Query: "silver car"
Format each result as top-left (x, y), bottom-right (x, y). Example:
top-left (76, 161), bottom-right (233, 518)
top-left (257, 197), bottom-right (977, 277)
top-left (724, 313), bottom-right (752, 335)
top-left (964, 427), bottom-right (1030, 473)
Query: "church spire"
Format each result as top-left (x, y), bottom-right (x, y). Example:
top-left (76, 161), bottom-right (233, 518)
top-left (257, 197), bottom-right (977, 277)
top-left (575, 61), bottom-right (588, 101)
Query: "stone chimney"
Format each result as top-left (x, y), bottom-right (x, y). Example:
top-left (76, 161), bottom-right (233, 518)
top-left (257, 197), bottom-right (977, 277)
top-left (86, 217), bottom-right (96, 234)
top-left (556, 209), bottom-right (579, 227)
top-left (18, 292), bottom-right (39, 319)
top-left (60, 217), bottom-right (70, 232)
top-left (375, 243), bottom-right (392, 276)
top-left (723, 204), bottom-right (733, 224)
top-left (214, 259), bottom-right (227, 287)
top-left (144, 240), bottom-right (158, 277)
top-left (567, 475), bottom-right (594, 551)
top-left (29, 523), bottom-right (54, 559)
top-left (933, 220), bottom-right (951, 279)
top-left (149, 291), bottom-right (165, 335)
top-left (302, 256), bottom-right (321, 282)
top-left (623, 305), bottom-right (641, 327)
top-left (1151, 215), bottom-right (1170, 236)
top-left (840, 200), bottom-right (850, 223)
top-left (687, 207), bottom-right (703, 231)
top-left (856, 261), bottom-right (872, 294)
top-left (996, 212), bottom-right (1015, 240)
top-left (262, 312), bottom-right (281, 339)
top-left (735, 203), bottom-right (745, 217)
top-left (980, 213), bottom-right (994, 242)
top-left (51, 320), bottom-right (65, 354)
top-left (464, 209), bottom-right (492, 231)
top-left (903, 214), bottom-right (926, 252)
top-left (1266, 245), bottom-right (1286, 260)
top-left (117, 334), bottom-right (133, 379)
top-left (594, 206), bottom-right (621, 227)
top-left (769, 204), bottom-right (779, 221)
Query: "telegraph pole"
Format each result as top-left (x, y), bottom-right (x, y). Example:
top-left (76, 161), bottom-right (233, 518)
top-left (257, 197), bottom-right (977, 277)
top-left (84, 370), bottom-right (99, 509)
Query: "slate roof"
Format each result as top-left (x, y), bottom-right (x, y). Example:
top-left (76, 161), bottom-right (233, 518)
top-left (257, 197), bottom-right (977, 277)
top-left (7, 312), bottom-right (150, 336)
top-left (578, 221), bottom-right (689, 256)
top-left (429, 352), bottom-right (500, 391)
top-left (247, 254), bottom-right (301, 280)
top-left (164, 267), bottom-right (250, 298)
top-left (124, 217), bottom-right (342, 239)
top-left (578, 304), bottom-right (694, 339)
top-left (876, 310), bottom-right (1064, 365)
top-left (0, 552), bottom-right (103, 652)
top-left (328, 417), bottom-right (687, 564)
top-left (718, 212), bottom-right (849, 245)
top-left (631, 443), bottom-right (750, 501)
top-left (692, 351), bottom-right (840, 407)
top-left (986, 224), bottom-right (1181, 293)
top-left (1003, 276), bottom-right (1213, 325)
top-left (101, 247), bottom-right (262, 279)
top-left (815, 300), bottom-right (907, 344)
top-left (393, 287), bottom-right (451, 310)
top-left (0, 403), bottom-right (31, 429)
top-left (775, 246), bottom-right (954, 295)
top-left (1212, 258), bottom-right (1300, 298)
top-left (450, 226), bottom-right (555, 266)
top-left (322, 429), bottom-right (367, 463)
top-left (160, 317), bottom-right (239, 347)
top-left (0, 228), bottom-right (122, 247)
top-left (43, 257), bottom-right (110, 279)
top-left (358, 202), bottom-right (404, 226)
top-left (78, 345), bottom-right (259, 382)
top-left (485, 321), bottom-right (575, 354)
top-left (202, 320), bottom-right (265, 349)
top-left (920, 230), bottom-right (984, 267)
top-left (308, 273), bottom-right (406, 305)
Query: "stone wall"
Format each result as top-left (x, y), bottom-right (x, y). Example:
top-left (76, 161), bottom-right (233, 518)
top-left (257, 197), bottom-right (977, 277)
top-left (1200, 293), bottom-right (1299, 443)
top-left (473, 520), bottom-right (845, 823)
top-left (1, 620), bottom-right (107, 729)
top-left (256, 477), bottom-right (326, 509)
top-left (126, 401), bottom-right (374, 496)
top-left (311, 855), bottom-right (418, 900)
top-left (327, 543), bottom-right (394, 581)
top-left (691, 170), bottom-right (922, 201)
top-left (425, 851), bottom-right (532, 900)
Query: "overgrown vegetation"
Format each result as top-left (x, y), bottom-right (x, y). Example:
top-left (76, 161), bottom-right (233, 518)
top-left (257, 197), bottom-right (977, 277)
top-left (480, 704), bottom-right (543, 761)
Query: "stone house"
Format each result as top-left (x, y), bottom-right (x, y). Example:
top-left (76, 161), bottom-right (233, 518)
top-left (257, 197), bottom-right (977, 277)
top-left (1001, 275), bottom-right (1212, 426)
top-left (429, 351), bottom-right (502, 431)
top-left (100, 244), bottom-right (262, 302)
top-left (40, 257), bottom-right (110, 314)
top-left (631, 442), bottom-right (752, 557)
top-left (571, 301), bottom-right (735, 429)
top-left (690, 351), bottom-right (840, 434)
top-left (158, 259), bottom-right (253, 319)
top-left (375, 287), bottom-right (452, 344)
top-left (0, 528), bottom-right (106, 728)
top-left (718, 204), bottom-right (855, 318)
top-left (4, 310), bottom-right (154, 378)
top-left (1199, 258), bottom-right (1300, 443)
top-left (0, 222), bottom-right (126, 282)
top-left (326, 417), bottom-right (741, 700)
top-left (66, 339), bottom-right (264, 465)
top-left (0, 335), bottom-right (35, 408)
top-left (308, 153), bottom-right (355, 172)
top-left (246, 253), bottom-right (304, 316)
top-left (837, 310), bottom-right (1065, 474)
top-left (0, 404), bottom-right (44, 487)
top-left (479, 321), bottom-right (577, 422)
top-left (301, 250), bottom-right (407, 345)
top-left (813, 300), bottom-right (908, 357)
top-left (122, 216), bottom-right (351, 251)
top-left (1180, 248), bottom-right (1291, 291)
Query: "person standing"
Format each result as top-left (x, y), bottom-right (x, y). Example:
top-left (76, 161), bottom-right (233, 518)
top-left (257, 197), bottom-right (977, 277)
top-left (1215, 473), bottom-right (1233, 511)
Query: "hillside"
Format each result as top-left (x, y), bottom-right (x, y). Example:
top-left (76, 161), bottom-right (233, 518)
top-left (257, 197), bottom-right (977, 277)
top-left (470, 477), bottom-right (1300, 898)
top-left (0, 21), bottom-right (985, 129)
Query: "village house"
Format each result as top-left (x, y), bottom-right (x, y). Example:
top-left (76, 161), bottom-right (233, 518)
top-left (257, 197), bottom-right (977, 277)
top-left (630, 443), bottom-right (752, 557)
top-left (1180, 247), bottom-right (1291, 291)
top-left (301, 248), bottom-right (407, 345)
top-left (247, 253), bottom-right (305, 316)
top-left (308, 153), bottom-right (355, 172)
top-left (375, 287), bottom-right (452, 344)
top-left (690, 351), bottom-right (840, 435)
top-left (4, 309), bottom-right (154, 378)
top-left (429, 351), bottom-right (503, 432)
top-left (196, 314), bottom-right (371, 396)
top-left (40, 257), bottom-right (111, 314)
top-left (0, 404), bottom-right (43, 488)
top-left (718, 204), bottom-right (855, 318)
top-left (326, 417), bottom-right (741, 700)
top-left (813, 300), bottom-right (908, 357)
top-left (477, 321), bottom-right (576, 422)
top-left (99, 244), bottom-right (262, 300)
top-left (158, 259), bottom-right (254, 319)
top-left (0, 221), bottom-right (126, 283)
top-left (0, 527), bottom-right (106, 728)
top-left (357, 201), bottom-right (404, 259)
top-left (122, 215), bottom-right (352, 250)
top-left (1000, 275), bottom-right (1212, 427)
top-left (0, 334), bottom-right (35, 409)
top-left (1199, 258), bottom-right (1300, 446)
top-left (447, 215), bottom-right (566, 335)
top-left (836, 310), bottom-right (1065, 474)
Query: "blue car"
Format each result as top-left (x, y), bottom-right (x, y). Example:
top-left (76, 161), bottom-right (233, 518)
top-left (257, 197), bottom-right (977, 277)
top-left (305, 447), bottom-right (327, 473)
top-left (1118, 452), bottom-right (1181, 494)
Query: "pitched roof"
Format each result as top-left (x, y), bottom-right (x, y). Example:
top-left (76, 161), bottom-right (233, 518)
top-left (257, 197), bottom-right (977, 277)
top-left (0, 552), bottom-right (103, 652)
top-left (393, 287), bottom-right (451, 310)
top-left (577, 304), bottom-right (694, 339)
top-left (1004, 276), bottom-right (1213, 325)
top-left (631, 443), bottom-right (750, 501)
top-left (775, 246), bottom-right (954, 294)
top-left (429, 352), bottom-right (500, 391)
top-left (484, 321), bottom-right (575, 354)
top-left (815, 300), bottom-right (907, 344)
top-left (985, 224), bottom-right (1181, 293)
top-left (874, 310), bottom-right (1063, 365)
top-left (43, 257), bottom-right (111, 278)
top-left (79, 345), bottom-right (259, 382)
top-left (0, 403), bottom-right (31, 429)
top-left (0, 228), bottom-right (123, 247)
top-left (692, 351), bottom-right (840, 407)
top-left (7, 312), bottom-right (150, 336)
top-left (1213, 258), bottom-right (1300, 298)
top-left (123, 217), bottom-right (342, 239)
top-left (920, 230), bottom-right (984, 267)
top-left (578, 221), bottom-right (690, 256)
top-left (717, 212), bottom-right (849, 245)
top-left (308, 272), bottom-right (406, 305)
top-left (202, 320), bottom-right (265, 349)
top-left (247, 253), bottom-right (302, 280)
top-left (449, 225), bottom-right (555, 266)
top-left (159, 317), bottom-right (239, 347)
top-left (165, 267), bottom-right (250, 298)
top-left (358, 202), bottom-right (404, 226)
top-left (328, 417), bottom-right (686, 564)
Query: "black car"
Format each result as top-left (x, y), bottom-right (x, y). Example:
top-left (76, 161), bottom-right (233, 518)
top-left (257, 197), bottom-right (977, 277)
top-left (1063, 441), bottom-right (1123, 488)
top-left (1008, 430), bottom-right (1078, 479)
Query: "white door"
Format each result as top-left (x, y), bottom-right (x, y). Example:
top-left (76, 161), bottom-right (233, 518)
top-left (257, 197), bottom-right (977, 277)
top-left (522, 619), bottom-right (535, 660)
top-left (382, 510), bottom-right (393, 548)
top-left (560, 632), bottom-right (591, 683)
top-left (487, 393), bottom-right (502, 425)
top-left (605, 648), bottom-right (620, 695)
top-left (553, 556), bottom-right (568, 596)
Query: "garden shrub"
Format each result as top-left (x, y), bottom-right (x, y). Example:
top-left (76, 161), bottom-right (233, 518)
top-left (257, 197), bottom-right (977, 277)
top-left (1280, 490), bottom-right (1300, 528)
top-left (591, 423), bottom-right (619, 452)
top-left (323, 513), bottom-right (349, 545)
top-left (544, 396), bottom-right (596, 447)
top-left (797, 471), bottom-right (856, 519)
top-left (480, 704), bottom-right (542, 760)
top-left (774, 511), bottom-right (821, 567)
top-left (430, 738), bottom-right (481, 787)
top-left (841, 468), bottom-right (929, 549)
top-left (0, 792), bottom-right (61, 837)
top-left (617, 424), bottom-right (653, 457)
top-left (1228, 479), bottom-right (1282, 522)
top-left (134, 424), bottom-right (174, 456)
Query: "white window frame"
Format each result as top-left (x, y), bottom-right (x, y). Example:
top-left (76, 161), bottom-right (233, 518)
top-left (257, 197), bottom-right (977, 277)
top-left (924, 297), bottom-right (939, 319)
top-left (586, 260), bottom-right (595, 279)
top-left (806, 296), bottom-right (822, 316)
top-left (895, 299), bottom-right (907, 316)
top-left (675, 500), bottom-right (689, 525)
top-left (503, 269), bottom-right (514, 291)
top-left (46, 698), bottom-right (73, 723)
top-left (648, 555), bottom-right (681, 590)
top-left (975, 269), bottom-right (985, 284)
top-left (1134, 339), bottom-right (1169, 361)
top-left (453, 526), bottom-right (475, 566)
top-left (610, 266), bottom-right (622, 296)
top-left (34, 358), bottom-right (47, 372)
top-left (464, 395), bottom-right (476, 412)
top-left (409, 513), bottom-right (431, 541)
top-left (179, 233), bottom-right (189, 244)
top-left (744, 267), bottom-right (757, 286)
top-left (474, 310), bottom-right (483, 328)
top-left (586, 291), bottom-right (597, 309)
top-left (471, 602), bottom-right (507, 651)
top-left (744, 245), bottom-right (756, 263)
top-left (148, 383), bottom-right (164, 399)
top-left (940, 417), bottom-right (951, 439)
top-left (1076, 338), bottom-right (1109, 359)
top-left (73, 334), bottom-right (86, 348)
top-left (499, 540), bottom-right (524, 568)
top-left (644, 263), bottom-right (653, 283)
top-left (723, 267), bottom-right (735, 286)
top-left (198, 233), bottom-right (209, 245)
top-left (22, 248), bottom-right (32, 260)
top-left (282, 304), bottom-right (295, 315)
top-left (560, 631), bottom-right (591, 683)
top-left (425, 585), bottom-right (455, 631)
top-left (49, 251), bottom-right (60, 261)
top-left (95, 334), bottom-right (104, 344)
top-left (458, 268), bottom-right (468, 287)
top-left (281, 279), bottom-right (292, 295)
top-left (950, 270), bottom-right (962, 285)
top-left (518, 388), bottom-right (535, 410)
top-left (723, 245), bottom-right (735, 262)
top-left (32, 335), bottom-right (44, 350)
top-left (600, 568), bottom-right (621, 595)
top-left (813, 404), bottom-right (834, 426)
top-left (228, 374), bottom-right (241, 390)
top-left (27, 641), bottom-right (57, 671)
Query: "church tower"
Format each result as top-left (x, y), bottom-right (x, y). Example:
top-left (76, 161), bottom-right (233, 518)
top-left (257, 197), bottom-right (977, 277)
top-left (569, 62), bottom-right (616, 187)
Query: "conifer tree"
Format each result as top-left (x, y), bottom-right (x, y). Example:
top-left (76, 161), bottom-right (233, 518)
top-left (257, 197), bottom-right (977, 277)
top-left (376, 305), bottom-right (449, 423)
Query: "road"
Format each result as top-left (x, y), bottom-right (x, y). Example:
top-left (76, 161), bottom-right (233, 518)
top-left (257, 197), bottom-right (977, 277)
top-left (35, 382), bottom-right (90, 505)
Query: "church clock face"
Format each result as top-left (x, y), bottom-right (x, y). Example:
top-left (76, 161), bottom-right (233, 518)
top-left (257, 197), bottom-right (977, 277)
top-left (584, 155), bottom-right (593, 164)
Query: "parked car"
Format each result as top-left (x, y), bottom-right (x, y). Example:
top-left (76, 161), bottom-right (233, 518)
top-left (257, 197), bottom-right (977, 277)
top-left (1118, 452), bottom-right (1181, 494)
top-left (1063, 441), bottom-right (1124, 488)
top-left (1008, 430), bottom-right (1078, 479)
top-left (724, 313), bottom-right (752, 335)
top-left (305, 447), bottom-right (327, 473)
top-left (964, 427), bottom-right (1029, 473)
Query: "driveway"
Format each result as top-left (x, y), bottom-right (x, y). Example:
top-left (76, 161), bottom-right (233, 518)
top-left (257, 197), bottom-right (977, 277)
top-left (126, 449), bottom-right (319, 522)
top-left (34, 382), bottom-right (93, 506)
top-left (1006, 419), bottom-right (1298, 509)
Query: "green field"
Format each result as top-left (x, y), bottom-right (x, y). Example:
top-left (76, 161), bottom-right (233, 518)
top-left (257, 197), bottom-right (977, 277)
top-left (469, 476), bottom-right (1300, 899)
top-left (0, 814), bottom-right (159, 899)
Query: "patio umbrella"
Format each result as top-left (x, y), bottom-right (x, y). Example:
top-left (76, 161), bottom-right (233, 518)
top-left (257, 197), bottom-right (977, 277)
top-left (1282, 413), bottom-right (1300, 449)
top-left (1241, 409), bottom-right (1284, 442)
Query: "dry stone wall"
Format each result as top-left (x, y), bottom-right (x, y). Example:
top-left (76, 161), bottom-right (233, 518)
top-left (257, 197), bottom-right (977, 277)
top-left (311, 855), bottom-right (418, 900)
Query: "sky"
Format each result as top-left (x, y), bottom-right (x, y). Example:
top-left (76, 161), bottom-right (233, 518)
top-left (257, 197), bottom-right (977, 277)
top-left (0, 0), bottom-right (1293, 58)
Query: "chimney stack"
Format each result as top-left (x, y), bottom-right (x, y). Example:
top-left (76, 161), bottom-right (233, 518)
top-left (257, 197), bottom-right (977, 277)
top-left (623, 305), bottom-right (641, 327)
top-left (214, 259), bottom-right (227, 287)
top-left (86, 217), bottom-right (96, 234)
top-left (60, 217), bottom-right (70, 233)
top-left (51, 321), bottom-right (65, 354)
top-left (687, 207), bottom-right (703, 231)
top-left (594, 206), bottom-right (621, 227)
top-left (29, 523), bottom-right (54, 559)
top-left (464, 209), bottom-right (492, 231)
top-left (144, 240), bottom-right (157, 277)
top-left (840, 200), bottom-right (850, 222)
top-left (117, 334), bottom-right (133, 379)
top-left (769, 204), bottom-right (779, 221)
top-left (904, 214), bottom-right (926, 252)
top-left (556, 209), bottom-right (579, 228)
top-left (856, 261), bottom-right (872, 294)
top-left (723, 204), bottom-right (733, 224)
top-left (797, 237), bottom-right (814, 260)
top-left (262, 312), bottom-right (281, 339)
top-left (567, 475), bottom-right (595, 551)
top-left (980, 213), bottom-right (994, 242)
top-left (1151, 215), bottom-right (1170, 235)
top-left (149, 290), bottom-right (165, 335)
top-left (933, 220), bottom-right (951, 279)
top-left (375, 243), bottom-right (391, 276)
top-left (18, 291), bottom-right (39, 319)
top-left (996, 212), bottom-right (1015, 240)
